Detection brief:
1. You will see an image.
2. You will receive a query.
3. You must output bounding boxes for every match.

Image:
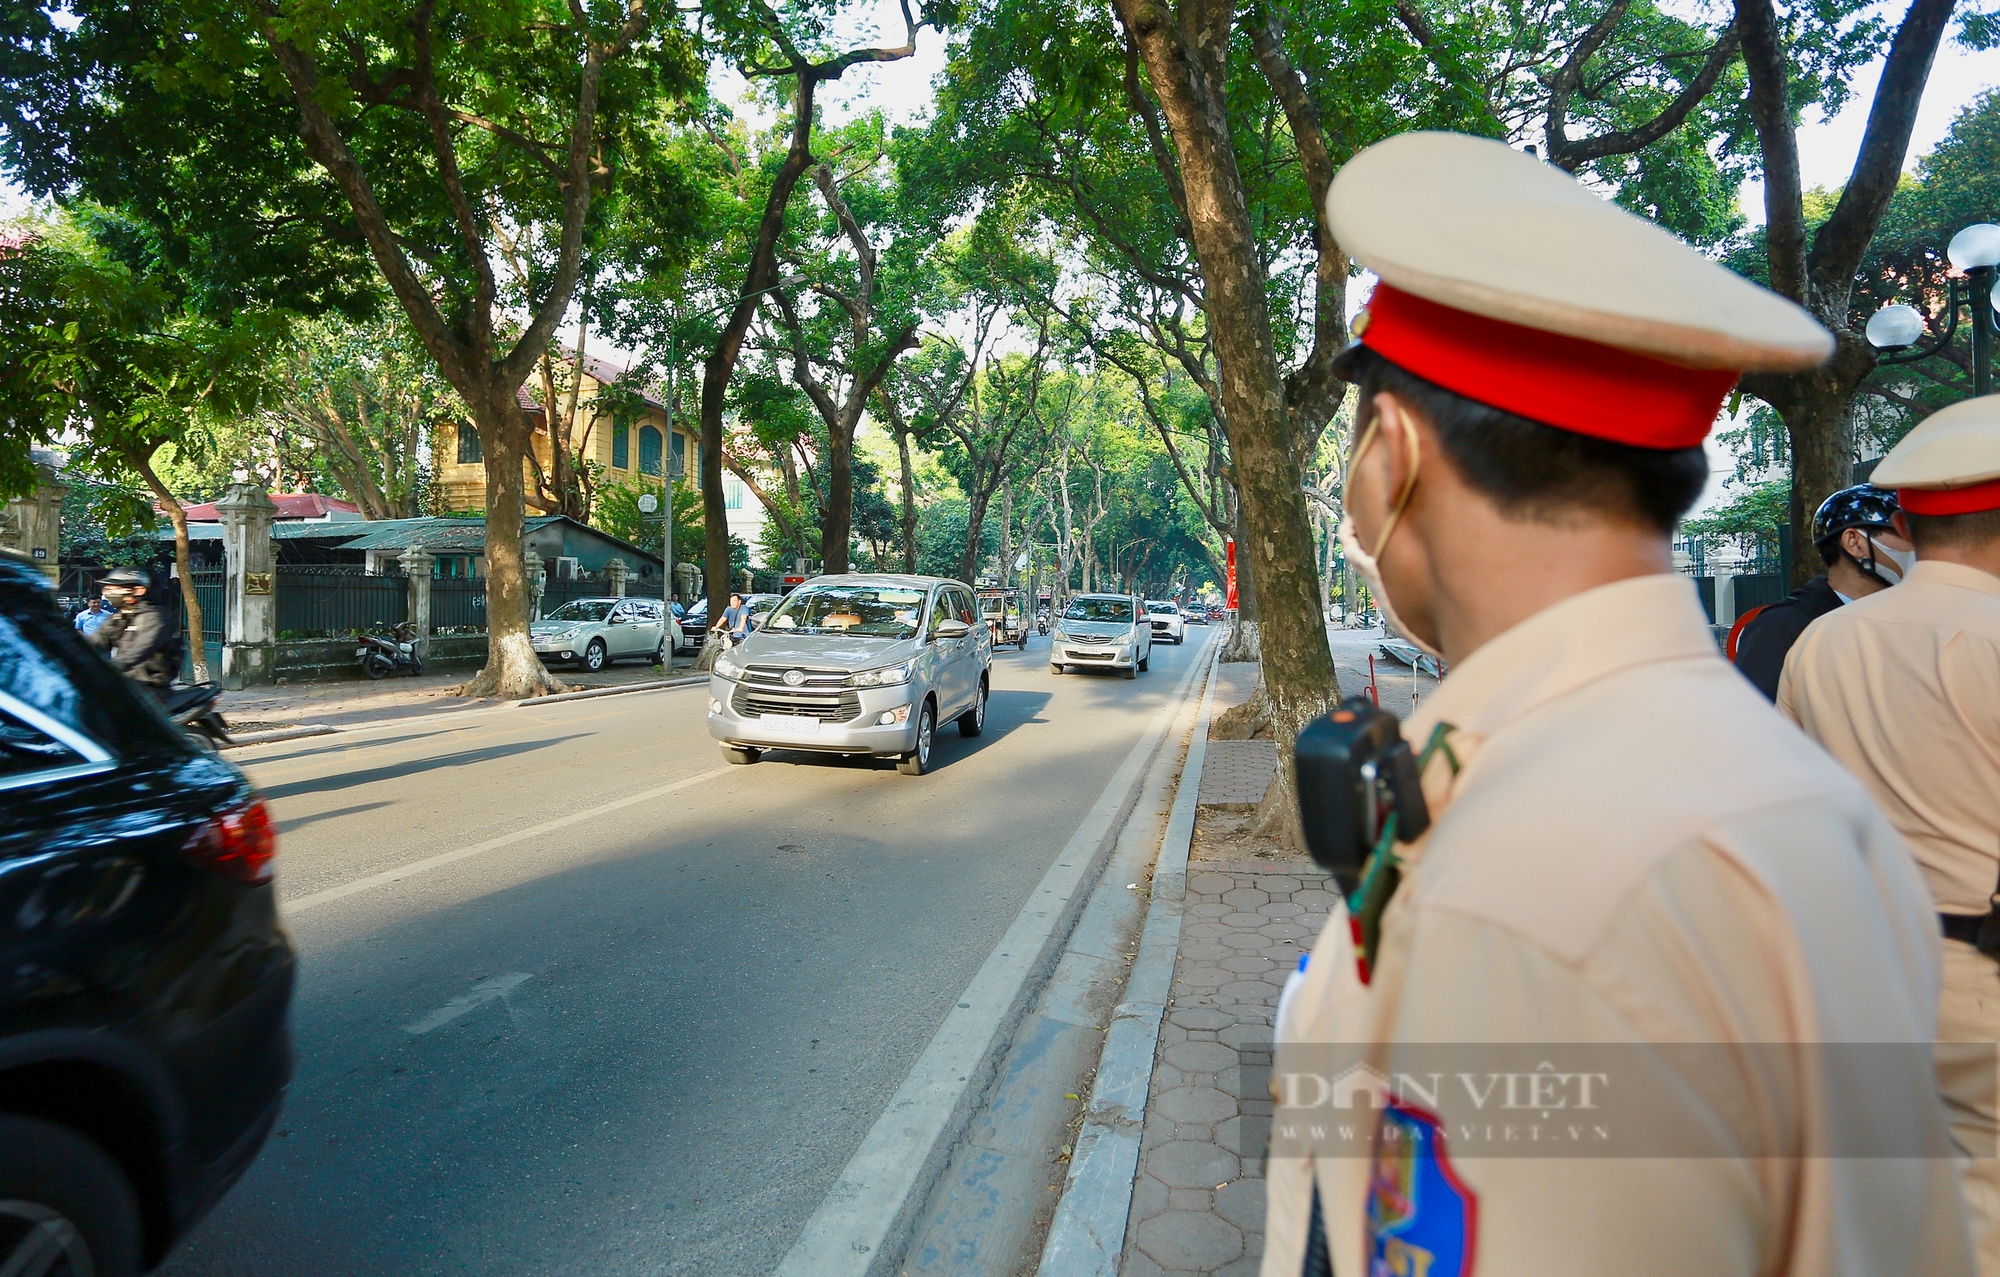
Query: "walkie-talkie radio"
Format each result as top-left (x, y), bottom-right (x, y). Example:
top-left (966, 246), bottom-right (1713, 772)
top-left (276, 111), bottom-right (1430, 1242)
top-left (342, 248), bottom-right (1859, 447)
top-left (1293, 697), bottom-right (1431, 892)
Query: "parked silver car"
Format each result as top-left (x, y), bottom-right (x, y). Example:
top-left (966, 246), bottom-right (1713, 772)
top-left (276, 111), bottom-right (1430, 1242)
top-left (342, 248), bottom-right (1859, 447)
top-left (1051, 594), bottom-right (1152, 678)
top-left (706, 574), bottom-right (993, 775)
top-left (531, 597), bottom-right (676, 672)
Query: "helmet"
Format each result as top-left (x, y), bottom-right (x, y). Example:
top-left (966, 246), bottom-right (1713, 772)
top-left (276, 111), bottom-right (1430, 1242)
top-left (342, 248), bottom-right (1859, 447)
top-left (1811, 485), bottom-right (1900, 550)
top-left (100, 567), bottom-right (152, 588)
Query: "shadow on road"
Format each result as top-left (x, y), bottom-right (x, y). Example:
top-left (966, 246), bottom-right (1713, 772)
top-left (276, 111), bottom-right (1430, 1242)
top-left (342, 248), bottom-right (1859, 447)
top-left (258, 734), bottom-right (591, 802)
top-left (279, 801), bottom-right (394, 834)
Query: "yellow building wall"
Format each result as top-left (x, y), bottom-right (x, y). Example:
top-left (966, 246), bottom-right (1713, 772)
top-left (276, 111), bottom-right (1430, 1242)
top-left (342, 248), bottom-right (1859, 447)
top-left (432, 368), bottom-right (700, 515)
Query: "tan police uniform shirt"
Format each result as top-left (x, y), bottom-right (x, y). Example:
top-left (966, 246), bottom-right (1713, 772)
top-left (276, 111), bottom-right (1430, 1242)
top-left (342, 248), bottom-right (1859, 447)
top-left (1778, 559), bottom-right (2000, 917)
top-left (1263, 574), bottom-right (1970, 1277)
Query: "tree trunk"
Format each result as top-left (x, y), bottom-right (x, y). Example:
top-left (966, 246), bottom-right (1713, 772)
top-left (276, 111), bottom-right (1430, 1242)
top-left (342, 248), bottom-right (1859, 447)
top-left (998, 481), bottom-right (1013, 590)
top-left (823, 420), bottom-right (853, 574)
top-left (461, 389), bottom-right (564, 698)
top-left (131, 453), bottom-right (209, 682)
top-left (898, 423), bottom-right (918, 572)
top-left (1221, 500), bottom-right (1260, 661)
top-left (960, 475), bottom-right (995, 585)
top-left (1115, 0), bottom-right (1334, 847)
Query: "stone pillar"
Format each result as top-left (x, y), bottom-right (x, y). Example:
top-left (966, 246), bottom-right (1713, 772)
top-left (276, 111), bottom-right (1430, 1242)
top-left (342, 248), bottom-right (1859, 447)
top-left (523, 544), bottom-right (547, 621)
top-left (215, 484), bottom-right (278, 688)
top-left (400, 545), bottom-right (435, 659)
top-left (0, 451), bottom-right (67, 582)
top-left (604, 557), bottom-right (629, 597)
top-left (739, 568), bottom-right (753, 594)
top-left (675, 561), bottom-right (700, 604)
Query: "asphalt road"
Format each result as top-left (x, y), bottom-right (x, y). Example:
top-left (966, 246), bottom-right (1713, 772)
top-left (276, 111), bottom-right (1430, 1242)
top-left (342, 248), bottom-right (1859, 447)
top-left (161, 630), bottom-right (1212, 1277)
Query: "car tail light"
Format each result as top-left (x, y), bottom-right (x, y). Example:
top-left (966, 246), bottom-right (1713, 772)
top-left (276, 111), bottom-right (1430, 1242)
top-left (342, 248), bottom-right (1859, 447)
top-left (185, 799), bottom-right (278, 885)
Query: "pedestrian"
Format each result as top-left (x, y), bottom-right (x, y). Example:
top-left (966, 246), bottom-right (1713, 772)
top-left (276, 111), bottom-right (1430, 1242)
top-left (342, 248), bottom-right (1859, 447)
top-left (1263, 131), bottom-right (1969, 1277)
top-left (1730, 483), bottom-right (1912, 698)
top-left (73, 594), bottom-right (112, 637)
top-left (88, 567), bottom-right (178, 693)
top-left (1778, 394), bottom-right (2000, 1274)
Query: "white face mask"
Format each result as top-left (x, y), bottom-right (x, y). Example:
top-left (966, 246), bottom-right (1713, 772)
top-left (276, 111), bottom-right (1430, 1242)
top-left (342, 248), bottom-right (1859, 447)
top-left (1340, 410), bottom-right (1442, 660)
top-left (1863, 535), bottom-right (1916, 586)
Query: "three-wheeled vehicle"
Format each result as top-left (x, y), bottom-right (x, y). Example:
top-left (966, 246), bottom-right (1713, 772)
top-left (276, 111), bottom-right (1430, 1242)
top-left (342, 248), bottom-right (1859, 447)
top-left (978, 588), bottom-right (1028, 649)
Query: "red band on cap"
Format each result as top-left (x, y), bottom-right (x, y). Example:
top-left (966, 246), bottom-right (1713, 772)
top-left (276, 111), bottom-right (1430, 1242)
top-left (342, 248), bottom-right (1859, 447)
top-left (1358, 285), bottom-right (1738, 449)
top-left (1898, 479), bottom-right (2000, 516)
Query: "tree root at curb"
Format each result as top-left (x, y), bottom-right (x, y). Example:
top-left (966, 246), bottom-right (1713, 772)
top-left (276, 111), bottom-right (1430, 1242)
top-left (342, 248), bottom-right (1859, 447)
top-left (457, 631), bottom-right (567, 699)
top-left (1209, 686), bottom-right (1272, 740)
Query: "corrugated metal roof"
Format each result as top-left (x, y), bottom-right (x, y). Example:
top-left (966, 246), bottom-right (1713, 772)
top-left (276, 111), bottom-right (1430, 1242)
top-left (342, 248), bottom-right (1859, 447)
top-left (329, 516), bottom-right (566, 552)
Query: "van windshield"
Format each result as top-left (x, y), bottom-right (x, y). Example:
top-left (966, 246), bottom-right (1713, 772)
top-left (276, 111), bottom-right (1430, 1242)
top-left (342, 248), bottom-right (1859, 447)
top-left (1063, 598), bottom-right (1133, 624)
top-left (764, 585), bottom-right (927, 639)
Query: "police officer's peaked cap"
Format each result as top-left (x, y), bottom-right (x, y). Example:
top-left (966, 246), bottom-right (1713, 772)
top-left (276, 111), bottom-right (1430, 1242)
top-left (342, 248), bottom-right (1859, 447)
top-left (1872, 394), bottom-right (2000, 516)
top-left (1327, 131), bottom-right (1833, 450)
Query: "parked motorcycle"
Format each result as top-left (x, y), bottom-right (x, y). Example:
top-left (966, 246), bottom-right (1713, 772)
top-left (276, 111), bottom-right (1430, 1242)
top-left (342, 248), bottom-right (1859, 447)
top-left (357, 622), bottom-right (424, 679)
top-left (158, 682), bottom-right (233, 750)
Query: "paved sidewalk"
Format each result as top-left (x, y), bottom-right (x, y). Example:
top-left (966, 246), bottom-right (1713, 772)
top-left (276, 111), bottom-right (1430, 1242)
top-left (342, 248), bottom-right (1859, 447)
top-left (1121, 862), bottom-right (1335, 1277)
top-left (216, 658), bottom-right (696, 731)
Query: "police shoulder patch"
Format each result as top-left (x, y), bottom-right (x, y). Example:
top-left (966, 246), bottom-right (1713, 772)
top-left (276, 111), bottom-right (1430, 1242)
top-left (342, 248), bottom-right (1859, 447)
top-left (1366, 1101), bottom-right (1477, 1277)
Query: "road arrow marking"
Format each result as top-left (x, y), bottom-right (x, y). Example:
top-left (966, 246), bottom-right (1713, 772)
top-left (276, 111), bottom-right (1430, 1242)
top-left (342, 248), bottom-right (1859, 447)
top-left (404, 972), bottom-right (535, 1035)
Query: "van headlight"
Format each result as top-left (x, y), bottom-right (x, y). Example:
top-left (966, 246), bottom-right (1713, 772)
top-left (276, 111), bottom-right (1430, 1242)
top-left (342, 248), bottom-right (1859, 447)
top-left (714, 655), bottom-right (744, 680)
top-left (853, 660), bottom-right (913, 687)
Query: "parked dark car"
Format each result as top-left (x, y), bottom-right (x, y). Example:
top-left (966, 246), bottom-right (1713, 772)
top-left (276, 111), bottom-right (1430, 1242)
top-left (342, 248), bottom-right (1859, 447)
top-left (0, 557), bottom-right (295, 1275)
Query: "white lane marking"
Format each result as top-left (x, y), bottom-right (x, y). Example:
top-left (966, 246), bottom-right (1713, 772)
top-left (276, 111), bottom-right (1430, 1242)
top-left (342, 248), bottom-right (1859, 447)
top-left (282, 767), bottom-right (728, 916)
top-left (404, 972), bottom-right (534, 1035)
top-left (773, 632), bottom-right (1215, 1277)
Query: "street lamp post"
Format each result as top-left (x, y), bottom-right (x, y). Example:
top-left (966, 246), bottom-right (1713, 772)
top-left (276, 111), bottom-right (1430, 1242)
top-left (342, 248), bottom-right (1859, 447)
top-left (1866, 222), bottom-right (2000, 397)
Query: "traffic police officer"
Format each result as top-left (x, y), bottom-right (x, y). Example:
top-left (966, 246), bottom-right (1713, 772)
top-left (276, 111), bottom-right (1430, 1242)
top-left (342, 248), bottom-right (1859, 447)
top-left (1263, 132), bottom-right (1970, 1277)
top-left (1732, 484), bottom-right (1912, 699)
top-left (1779, 394), bottom-right (2000, 1274)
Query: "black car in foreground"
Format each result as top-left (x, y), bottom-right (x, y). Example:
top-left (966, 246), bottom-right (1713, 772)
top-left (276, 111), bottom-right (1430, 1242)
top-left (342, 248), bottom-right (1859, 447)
top-left (0, 558), bottom-right (294, 1275)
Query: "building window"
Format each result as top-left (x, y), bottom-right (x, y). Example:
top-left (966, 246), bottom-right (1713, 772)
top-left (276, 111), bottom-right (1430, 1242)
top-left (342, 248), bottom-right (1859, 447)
top-left (670, 431), bottom-right (687, 478)
top-left (639, 425), bottom-right (663, 476)
top-left (612, 419), bottom-right (629, 470)
top-left (724, 477), bottom-right (744, 511)
top-left (456, 424), bottom-right (482, 465)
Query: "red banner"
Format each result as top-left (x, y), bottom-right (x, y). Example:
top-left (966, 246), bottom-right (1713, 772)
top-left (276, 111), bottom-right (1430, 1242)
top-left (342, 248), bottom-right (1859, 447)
top-left (1225, 539), bottom-right (1238, 610)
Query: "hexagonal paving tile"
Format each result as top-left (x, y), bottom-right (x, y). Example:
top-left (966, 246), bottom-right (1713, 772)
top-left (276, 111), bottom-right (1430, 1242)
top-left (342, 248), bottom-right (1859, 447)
top-left (1145, 1140), bottom-right (1243, 1189)
top-left (1155, 1084), bottom-right (1239, 1124)
top-left (1221, 887), bottom-right (1270, 909)
top-left (1189, 873), bottom-right (1238, 895)
top-left (1136, 1209), bottom-right (1245, 1269)
top-left (1170, 1007), bottom-right (1234, 1031)
top-left (1164, 1040), bottom-right (1239, 1073)
top-left (1213, 1177), bottom-right (1267, 1231)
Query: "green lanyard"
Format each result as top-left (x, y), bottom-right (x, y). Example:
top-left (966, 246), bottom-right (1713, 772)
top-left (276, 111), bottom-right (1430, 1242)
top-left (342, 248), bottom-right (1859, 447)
top-left (1350, 723), bottom-right (1461, 973)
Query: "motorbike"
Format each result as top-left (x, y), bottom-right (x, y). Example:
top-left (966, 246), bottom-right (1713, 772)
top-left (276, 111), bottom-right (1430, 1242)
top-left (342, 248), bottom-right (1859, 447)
top-left (158, 682), bottom-right (233, 750)
top-left (357, 622), bottom-right (424, 679)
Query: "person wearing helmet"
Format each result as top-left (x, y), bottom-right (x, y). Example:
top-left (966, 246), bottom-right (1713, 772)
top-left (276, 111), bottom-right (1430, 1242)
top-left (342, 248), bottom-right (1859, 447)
top-left (87, 567), bottom-right (178, 690)
top-left (1730, 484), bottom-right (1913, 699)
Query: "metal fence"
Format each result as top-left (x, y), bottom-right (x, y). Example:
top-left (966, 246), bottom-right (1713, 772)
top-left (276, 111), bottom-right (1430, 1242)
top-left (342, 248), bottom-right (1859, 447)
top-left (433, 576), bottom-right (486, 632)
top-left (1732, 573), bottom-right (1788, 613)
top-left (276, 566), bottom-right (408, 638)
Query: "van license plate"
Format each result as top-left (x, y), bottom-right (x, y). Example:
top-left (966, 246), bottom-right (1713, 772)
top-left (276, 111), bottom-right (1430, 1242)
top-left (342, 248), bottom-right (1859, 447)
top-left (761, 714), bottom-right (821, 734)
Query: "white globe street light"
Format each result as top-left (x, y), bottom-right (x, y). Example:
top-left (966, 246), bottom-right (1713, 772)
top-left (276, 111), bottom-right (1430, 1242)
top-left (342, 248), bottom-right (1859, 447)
top-left (1867, 221), bottom-right (2000, 397)
top-left (1947, 223), bottom-right (2000, 272)
top-left (1865, 304), bottom-right (1928, 350)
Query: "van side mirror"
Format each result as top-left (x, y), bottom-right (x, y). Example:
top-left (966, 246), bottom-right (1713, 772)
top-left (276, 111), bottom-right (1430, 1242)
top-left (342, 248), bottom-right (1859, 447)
top-left (935, 618), bottom-right (972, 639)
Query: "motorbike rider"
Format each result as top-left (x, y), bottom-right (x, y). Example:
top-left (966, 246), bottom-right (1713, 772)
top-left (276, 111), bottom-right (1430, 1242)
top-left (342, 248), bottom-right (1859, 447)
top-left (1731, 484), bottom-right (1910, 700)
top-left (88, 567), bottom-right (178, 693)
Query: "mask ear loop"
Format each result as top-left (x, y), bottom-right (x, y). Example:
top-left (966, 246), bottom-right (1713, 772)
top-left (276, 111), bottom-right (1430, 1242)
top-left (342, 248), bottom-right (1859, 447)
top-left (1352, 403), bottom-right (1422, 561)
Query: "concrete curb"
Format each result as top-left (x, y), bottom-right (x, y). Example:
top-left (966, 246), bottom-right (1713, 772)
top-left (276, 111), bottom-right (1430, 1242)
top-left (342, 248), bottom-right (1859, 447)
top-left (223, 724), bottom-right (340, 747)
top-left (774, 634), bottom-right (1218, 1277)
top-left (1037, 640), bottom-right (1225, 1277)
top-left (511, 674), bottom-right (707, 706)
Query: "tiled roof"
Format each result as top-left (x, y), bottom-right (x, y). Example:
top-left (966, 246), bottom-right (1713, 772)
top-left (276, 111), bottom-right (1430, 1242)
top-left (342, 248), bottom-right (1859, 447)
top-left (174, 492), bottom-right (361, 521)
top-left (328, 516), bottom-right (566, 552)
